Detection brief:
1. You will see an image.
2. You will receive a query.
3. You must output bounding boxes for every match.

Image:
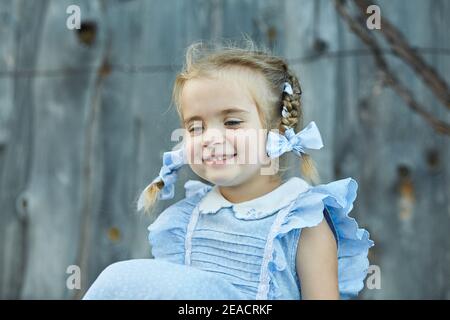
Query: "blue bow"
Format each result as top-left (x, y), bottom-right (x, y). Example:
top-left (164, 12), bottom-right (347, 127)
top-left (137, 145), bottom-right (187, 211)
top-left (283, 82), bottom-right (293, 95)
top-left (266, 121), bottom-right (324, 158)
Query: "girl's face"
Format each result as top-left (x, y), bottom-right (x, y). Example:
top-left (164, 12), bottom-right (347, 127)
top-left (181, 75), bottom-right (271, 187)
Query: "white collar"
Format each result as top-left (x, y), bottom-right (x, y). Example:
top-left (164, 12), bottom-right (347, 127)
top-left (197, 176), bottom-right (310, 220)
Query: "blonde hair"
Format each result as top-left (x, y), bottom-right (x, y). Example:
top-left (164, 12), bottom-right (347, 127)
top-left (139, 37), bottom-right (320, 214)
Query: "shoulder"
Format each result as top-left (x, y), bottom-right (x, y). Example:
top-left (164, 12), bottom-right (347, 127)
top-left (284, 177), bottom-right (374, 299)
top-left (285, 177), bottom-right (360, 251)
top-left (297, 210), bottom-right (338, 246)
top-left (294, 177), bottom-right (358, 209)
top-left (287, 177), bottom-right (359, 228)
top-left (295, 215), bottom-right (340, 299)
top-left (295, 208), bottom-right (338, 268)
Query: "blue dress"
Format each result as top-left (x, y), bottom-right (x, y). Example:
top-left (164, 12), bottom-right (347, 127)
top-left (83, 176), bottom-right (374, 300)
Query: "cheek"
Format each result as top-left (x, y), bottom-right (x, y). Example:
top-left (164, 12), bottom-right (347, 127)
top-left (185, 137), bottom-right (203, 165)
top-left (258, 129), bottom-right (270, 162)
top-left (226, 131), bottom-right (247, 160)
top-left (231, 129), bottom-right (267, 165)
top-left (186, 142), bottom-right (204, 177)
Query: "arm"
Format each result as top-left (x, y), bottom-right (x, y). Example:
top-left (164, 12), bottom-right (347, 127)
top-left (296, 218), bottom-right (340, 299)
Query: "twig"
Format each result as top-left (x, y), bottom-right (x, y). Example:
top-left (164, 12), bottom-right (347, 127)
top-left (334, 0), bottom-right (450, 135)
top-left (353, 0), bottom-right (450, 109)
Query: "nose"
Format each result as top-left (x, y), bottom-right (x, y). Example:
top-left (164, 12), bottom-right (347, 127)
top-left (202, 127), bottom-right (225, 149)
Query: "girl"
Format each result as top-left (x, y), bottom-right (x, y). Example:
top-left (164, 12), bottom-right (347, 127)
top-left (83, 39), bottom-right (374, 300)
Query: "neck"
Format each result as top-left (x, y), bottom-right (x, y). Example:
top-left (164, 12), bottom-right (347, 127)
top-left (218, 175), bottom-right (282, 204)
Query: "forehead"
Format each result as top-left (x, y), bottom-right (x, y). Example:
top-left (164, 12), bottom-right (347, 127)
top-left (180, 72), bottom-right (258, 122)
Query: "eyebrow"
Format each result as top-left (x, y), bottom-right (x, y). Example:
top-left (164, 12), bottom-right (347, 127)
top-left (183, 107), bottom-right (250, 125)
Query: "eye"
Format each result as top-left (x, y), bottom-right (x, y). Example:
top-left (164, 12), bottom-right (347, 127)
top-left (188, 126), bottom-right (203, 135)
top-left (225, 120), bottom-right (242, 127)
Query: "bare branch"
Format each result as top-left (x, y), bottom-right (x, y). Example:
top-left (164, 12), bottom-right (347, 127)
top-left (353, 0), bottom-right (450, 109)
top-left (334, 0), bottom-right (450, 135)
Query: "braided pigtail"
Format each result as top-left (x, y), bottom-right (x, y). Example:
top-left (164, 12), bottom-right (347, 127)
top-left (137, 143), bottom-right (187, 215)
top-left (137, 179), bottom-right (165, 215)
top-left (279, 68), bottom-right (321, 185)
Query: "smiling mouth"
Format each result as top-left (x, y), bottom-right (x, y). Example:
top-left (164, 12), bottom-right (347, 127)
top-left (203, 153), bottom-right (237, 165)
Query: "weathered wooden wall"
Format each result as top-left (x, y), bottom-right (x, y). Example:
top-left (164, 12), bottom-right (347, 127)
top-left (0, 0), bottom-right (449, 299)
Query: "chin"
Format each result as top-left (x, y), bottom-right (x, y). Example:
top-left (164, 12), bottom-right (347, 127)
top-left (193, 163), bottom-right (260, 186)
top-left (205, 175), bottom-right (237, 187)
top-left (202, 170), bottom-right (241, 186)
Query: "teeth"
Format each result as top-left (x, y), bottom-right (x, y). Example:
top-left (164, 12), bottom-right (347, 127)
top-left (205, 154), bottom-right (234, 161)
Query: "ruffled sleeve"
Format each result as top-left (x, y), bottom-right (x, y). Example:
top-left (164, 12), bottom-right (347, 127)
top-left (263, 177), bottom-right (374, 300)
top-left (147, 180), bottom-right (212, 264)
